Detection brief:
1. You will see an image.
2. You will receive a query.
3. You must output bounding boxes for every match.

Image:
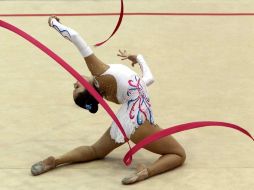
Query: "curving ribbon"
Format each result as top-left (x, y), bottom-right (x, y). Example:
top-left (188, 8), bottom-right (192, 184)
top-left (0, 19), bottom-right (132, 157)
top-left (123, 121), bottom-right (254, 165)
top-left (0, 20), bottom-right (253, 166)
top-left (94, 0), bottom-right (124, 46)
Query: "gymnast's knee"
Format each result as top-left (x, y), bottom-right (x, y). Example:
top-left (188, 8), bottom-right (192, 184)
top-left (90, 145), bottom-right (107, 160)
top-left (175, 147), bottom-right (186, 165)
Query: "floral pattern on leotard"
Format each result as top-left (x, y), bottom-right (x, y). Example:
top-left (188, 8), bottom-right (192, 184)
top-left (127, 75), bottom-right (154, 125)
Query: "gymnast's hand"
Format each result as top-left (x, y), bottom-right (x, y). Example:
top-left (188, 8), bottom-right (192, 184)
top-left (117, 49), bottom-right (138, 67)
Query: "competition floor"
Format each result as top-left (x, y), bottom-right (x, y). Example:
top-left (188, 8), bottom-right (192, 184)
top-left (0, 0), bottom-right (254, 189)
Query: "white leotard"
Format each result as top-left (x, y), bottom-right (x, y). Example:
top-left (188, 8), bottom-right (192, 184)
top-left (98, 55), bottom-right (155, 143)
top-left (100, 64), bottom-right (137, 104)
top-left (95, 55), bottom-right (154, 103)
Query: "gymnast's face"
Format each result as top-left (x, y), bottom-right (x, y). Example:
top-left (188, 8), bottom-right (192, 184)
top-left (72, 80), bottom-right (99, 114)
top-left (73, 81), bottom-right (85, 100)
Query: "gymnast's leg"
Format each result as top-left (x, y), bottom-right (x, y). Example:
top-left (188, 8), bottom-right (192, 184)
top-left (122, 121), bottom-right (186, 184)
top-left (48, 16), bottom-right (109, 76)
top-left (31, 128), bottom-right (123, 176)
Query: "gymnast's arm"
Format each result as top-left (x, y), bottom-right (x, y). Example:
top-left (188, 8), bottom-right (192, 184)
top-left (136, 54), bottom-right (154, 86)
top-left (117, 50), bottom-right (154, 86)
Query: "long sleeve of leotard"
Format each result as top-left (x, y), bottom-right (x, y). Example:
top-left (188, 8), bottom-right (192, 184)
top-left (136, 54), bottom-right (154, 86)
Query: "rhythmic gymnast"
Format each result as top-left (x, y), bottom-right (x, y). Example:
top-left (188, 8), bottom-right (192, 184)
top-left (31, 16), bottom-right (186, 185)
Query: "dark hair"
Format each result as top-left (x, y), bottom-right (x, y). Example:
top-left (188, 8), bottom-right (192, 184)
top-left (74, 90), bottom-right (99, 114)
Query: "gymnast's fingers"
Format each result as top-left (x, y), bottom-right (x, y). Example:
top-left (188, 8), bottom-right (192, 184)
top-left (119, 49), bottom-right (124, 55)
top-left (117, 53), bottom-right (125, 57)
top-left (131, 62), bottom-right (137, 67)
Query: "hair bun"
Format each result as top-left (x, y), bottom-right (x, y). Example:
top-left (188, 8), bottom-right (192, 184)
top-left (89, 103), bottom-right (98, 114)
top-left (74, 89), bottom-right (99, 114)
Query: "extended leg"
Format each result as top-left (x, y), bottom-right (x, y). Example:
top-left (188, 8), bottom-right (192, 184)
top-left (123, 121), bottom-right (186, 184)
top-left (48, 16), bottom-right (109, 76)
top-left (31, 128), bottom-right (123, 176)
top-left (55, 127), bottom-right (123, 165)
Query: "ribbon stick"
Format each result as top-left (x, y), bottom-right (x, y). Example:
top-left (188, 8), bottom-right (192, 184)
top-left (94, 0), bottom-right (124, 46)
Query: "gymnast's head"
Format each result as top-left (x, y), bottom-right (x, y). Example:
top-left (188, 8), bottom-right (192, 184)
top-left (73, 77), bottom-right (99, 114)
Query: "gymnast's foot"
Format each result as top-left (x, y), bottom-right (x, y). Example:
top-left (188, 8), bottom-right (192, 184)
top-left (47, 15), bottom-right (93, 57)
top-left (48, 15), bottom-right (59, 27)
top-left (122, 164), bottom-right (149, 185)
top-left (31, 156), bottom-right (56, 176)
top-left (48, 15), bottom-right (79, 42)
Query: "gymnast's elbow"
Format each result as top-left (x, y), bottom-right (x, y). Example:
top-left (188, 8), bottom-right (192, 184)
top-left (144, 76), bottom-right (155, 86)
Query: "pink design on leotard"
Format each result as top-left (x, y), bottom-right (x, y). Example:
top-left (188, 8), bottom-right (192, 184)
top-left (127, 76), bottom-right (154, 125)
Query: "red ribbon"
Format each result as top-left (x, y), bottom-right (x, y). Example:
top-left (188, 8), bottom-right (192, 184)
top-left (0, 19), bottom-right (132, 152)
top-left (94, 0), bottom-right (124, 46)
top-left (124, 121), bottom-right (254, 165)
top-left (0, 20), bottom-right (253, 167)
